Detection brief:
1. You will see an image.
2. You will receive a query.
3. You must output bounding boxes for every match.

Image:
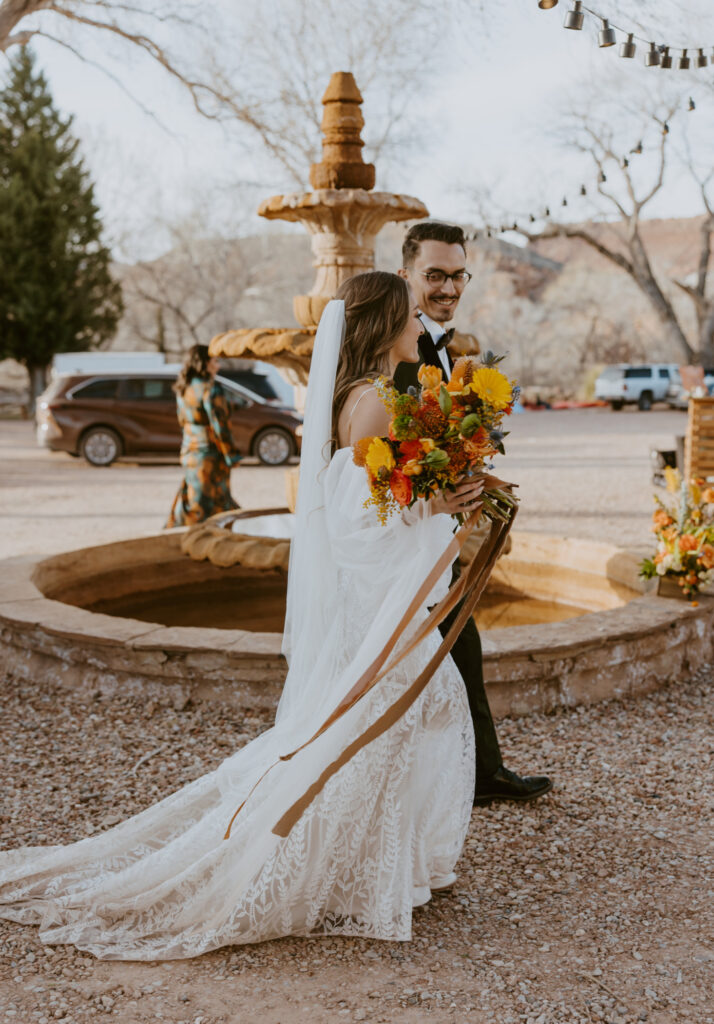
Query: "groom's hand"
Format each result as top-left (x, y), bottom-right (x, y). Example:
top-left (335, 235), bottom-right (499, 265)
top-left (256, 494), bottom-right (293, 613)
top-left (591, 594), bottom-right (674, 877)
top-left (432, 476), bottom-right (484, 516)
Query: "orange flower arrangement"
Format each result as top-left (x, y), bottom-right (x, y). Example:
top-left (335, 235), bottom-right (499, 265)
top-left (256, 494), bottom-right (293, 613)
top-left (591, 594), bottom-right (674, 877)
top-left (353, 355), bottom-right (518, 525)
top-left (641, 468), bottom-right (714, 596)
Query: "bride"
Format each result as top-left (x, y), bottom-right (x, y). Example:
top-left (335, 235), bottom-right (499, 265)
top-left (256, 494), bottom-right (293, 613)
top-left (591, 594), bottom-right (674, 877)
top-left (0, 271), bottom-right (485, 960)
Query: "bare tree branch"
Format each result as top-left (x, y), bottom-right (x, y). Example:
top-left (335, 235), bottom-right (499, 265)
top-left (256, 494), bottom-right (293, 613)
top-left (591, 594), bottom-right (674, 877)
top-left (515, 96), bottom-right (711, 364)
top-left (2, 0), bottom-right (472, 187)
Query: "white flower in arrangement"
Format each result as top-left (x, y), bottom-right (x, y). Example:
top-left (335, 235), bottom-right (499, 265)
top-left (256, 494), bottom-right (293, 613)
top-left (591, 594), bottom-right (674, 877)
top-left (656, 554), bottom-right (674, 576)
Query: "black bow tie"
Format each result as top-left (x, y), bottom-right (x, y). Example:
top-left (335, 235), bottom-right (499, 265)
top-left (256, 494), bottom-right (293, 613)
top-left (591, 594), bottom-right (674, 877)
top-left (435, 328), bottom-right (455, 351)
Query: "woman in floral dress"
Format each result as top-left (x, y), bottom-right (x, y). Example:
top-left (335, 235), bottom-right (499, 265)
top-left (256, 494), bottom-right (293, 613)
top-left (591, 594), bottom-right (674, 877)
top-left (165, 345), bottom-right (240, 527)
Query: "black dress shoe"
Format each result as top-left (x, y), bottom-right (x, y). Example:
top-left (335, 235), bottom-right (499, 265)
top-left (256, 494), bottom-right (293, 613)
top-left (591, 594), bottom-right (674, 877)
top-left (474, 765), bottom-right (552, 805)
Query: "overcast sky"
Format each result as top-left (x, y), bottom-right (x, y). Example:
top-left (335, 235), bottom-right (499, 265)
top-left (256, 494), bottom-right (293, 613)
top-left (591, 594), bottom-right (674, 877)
top-left (8, 0), bottom-right (714, 260)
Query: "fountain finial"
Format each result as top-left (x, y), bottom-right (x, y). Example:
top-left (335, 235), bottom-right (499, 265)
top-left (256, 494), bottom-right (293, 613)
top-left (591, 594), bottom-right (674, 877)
top-left (209, 71), bottom-right (429, 374)
top-left (310, 71), bottom-right (375, 191)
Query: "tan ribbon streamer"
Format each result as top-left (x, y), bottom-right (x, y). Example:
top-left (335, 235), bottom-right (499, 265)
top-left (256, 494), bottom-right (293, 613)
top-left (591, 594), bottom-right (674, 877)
top-left (224, 487), bottom-right (516, 842)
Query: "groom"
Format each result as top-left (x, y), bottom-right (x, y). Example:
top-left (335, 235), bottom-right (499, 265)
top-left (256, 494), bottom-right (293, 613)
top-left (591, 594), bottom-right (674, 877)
top-left (395, 221), bottom-right (552, 804)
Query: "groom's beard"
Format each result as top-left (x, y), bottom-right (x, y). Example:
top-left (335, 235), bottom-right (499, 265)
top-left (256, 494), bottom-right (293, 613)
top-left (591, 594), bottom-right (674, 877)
top-left (422, 293), bottom-right (459, 323)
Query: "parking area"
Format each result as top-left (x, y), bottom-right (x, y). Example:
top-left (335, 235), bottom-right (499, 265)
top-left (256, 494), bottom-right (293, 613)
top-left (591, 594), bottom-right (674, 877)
top-left (0, 406), bottom-right (687, 560)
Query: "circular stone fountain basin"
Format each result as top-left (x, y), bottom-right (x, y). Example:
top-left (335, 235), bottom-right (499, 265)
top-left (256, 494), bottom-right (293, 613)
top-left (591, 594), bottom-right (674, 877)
top-left (0, 526), bottom-right (712, 718)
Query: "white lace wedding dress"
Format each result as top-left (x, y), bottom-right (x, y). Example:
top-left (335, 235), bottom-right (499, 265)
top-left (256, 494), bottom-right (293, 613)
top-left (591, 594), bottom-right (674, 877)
top-left (0, 302), bottom-right (474, 961)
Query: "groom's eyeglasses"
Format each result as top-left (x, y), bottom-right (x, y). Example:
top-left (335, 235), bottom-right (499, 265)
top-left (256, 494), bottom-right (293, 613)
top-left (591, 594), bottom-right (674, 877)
top-left (420, 270), bottom-right (472, 287)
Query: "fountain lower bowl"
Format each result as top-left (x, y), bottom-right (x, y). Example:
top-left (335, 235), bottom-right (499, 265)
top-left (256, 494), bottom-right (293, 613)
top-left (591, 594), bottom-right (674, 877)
top-left (1, 527), bottom-right (712, 717)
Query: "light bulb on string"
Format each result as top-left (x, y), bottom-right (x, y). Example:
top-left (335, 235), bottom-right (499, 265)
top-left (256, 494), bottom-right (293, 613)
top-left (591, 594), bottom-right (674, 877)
top-left (678, 49), bottom-right (691, 70)
top-left (562, 197), bottom-right (568, 207)
top-left (580, 185), bottom-right (587, 196)
top-left (537, 0), bottom-right (558, 9)
top-left (563, 1), bottom-right (584, 30)
top-left (620, 33), bottom-right (636, 59)
top-left (645, 42), bottom-right (661, 67)
top-left (660, 47), bottom-right (672, 69)
top-left (544, 207), bottom-right (551, 217)
top-left (598, 19), bottom-right (616, 48)
top-left (696, 49), bottom-right (708, 68)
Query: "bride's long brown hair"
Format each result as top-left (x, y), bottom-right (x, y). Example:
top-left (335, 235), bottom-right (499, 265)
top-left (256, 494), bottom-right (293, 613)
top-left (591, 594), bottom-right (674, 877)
top-left (331, 271), bottom-right (410, 444)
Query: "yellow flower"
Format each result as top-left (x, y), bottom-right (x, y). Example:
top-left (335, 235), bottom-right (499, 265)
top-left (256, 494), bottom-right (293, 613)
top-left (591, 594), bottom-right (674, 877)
top-left (418, 364), bottom-right (443, 392)
top-left (420, 437), bottom-right (436, 453)
top-left (365, 437), bottom-right (395, 476)
top-left (468, 367), bottom-right (513, 411)
top-left (664, 465), bottom-right (681, 494)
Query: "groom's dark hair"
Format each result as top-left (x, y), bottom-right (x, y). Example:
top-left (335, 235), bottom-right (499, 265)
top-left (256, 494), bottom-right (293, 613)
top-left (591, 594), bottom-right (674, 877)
top-left (402, 222), bottom-right (467, 267)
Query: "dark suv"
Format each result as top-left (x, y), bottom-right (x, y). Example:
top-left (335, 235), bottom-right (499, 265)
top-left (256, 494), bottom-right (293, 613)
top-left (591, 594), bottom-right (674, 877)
top-left (36, 371), bottom-right (302, 466)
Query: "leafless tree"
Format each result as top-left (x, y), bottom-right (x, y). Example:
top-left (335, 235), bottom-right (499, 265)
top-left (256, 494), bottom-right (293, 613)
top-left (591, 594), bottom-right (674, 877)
top-left (1, 0), bottom-right (475, 187)
top-left (515, 96), bottom-right (714, 366)
top-left (117, 213), bottom-right (253, 355)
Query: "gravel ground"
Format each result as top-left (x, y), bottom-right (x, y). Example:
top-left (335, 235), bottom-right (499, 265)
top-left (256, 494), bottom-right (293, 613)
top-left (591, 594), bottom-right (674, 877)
top-left (1, 406), bottom-right (711, 1023)
top-left (1, 670), bottom-right (712, 1024)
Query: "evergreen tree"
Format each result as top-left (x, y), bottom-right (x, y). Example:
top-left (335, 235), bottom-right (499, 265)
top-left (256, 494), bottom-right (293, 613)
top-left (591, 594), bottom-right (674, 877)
top-left (0, 47), bottom-right (123, 396)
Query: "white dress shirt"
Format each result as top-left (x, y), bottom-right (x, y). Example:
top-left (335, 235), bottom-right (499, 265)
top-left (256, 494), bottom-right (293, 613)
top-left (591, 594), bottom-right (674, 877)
top-left (419, 311), bottom-right (452, 378)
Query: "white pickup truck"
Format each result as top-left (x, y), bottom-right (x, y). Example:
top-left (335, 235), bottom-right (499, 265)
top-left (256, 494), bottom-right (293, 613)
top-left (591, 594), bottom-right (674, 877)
top-left (594, 363), bottom-right (679, 410)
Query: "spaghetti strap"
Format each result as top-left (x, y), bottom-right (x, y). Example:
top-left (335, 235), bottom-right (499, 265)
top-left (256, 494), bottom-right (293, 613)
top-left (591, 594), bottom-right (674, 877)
top-left (346, 386), bottom-right (375, 429)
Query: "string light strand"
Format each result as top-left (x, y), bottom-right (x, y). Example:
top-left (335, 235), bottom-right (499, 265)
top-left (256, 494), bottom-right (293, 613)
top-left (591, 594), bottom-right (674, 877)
top-left (540, 1), bottom-right (713, 68)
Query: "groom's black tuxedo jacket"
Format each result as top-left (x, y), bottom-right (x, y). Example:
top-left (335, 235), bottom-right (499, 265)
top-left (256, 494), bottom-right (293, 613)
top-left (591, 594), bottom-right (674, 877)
top-left (392, 325), bottom-right (453, 394)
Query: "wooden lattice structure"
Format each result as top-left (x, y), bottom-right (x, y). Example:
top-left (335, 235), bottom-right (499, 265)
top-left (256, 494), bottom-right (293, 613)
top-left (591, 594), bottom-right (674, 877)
top-left (684, 397), bottom-right (714, 481)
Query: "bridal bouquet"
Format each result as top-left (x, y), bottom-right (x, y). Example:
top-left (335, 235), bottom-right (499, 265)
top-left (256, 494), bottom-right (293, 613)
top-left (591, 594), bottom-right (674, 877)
top-left (640, 468), bottom-right (714, 597)
top-left (353, 353), bottom-right (519, 525)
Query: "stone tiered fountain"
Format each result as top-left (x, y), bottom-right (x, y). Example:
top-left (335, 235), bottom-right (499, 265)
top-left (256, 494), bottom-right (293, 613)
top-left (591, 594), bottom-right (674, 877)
top-left (208, 71), bottom-right (429, 380)
top-left (0, 73), bottom-right (712, 717)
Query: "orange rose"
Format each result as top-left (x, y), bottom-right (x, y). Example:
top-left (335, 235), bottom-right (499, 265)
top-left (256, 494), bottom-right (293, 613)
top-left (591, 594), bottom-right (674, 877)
top-left (699, 543), bottom-right (714, 569)
top-left (652, 509), bottom-right (674, 530)
top-left (389, 468), bottom-right (413, 506)
top-left (678, 534), bottom-right (698, 553)
top-left (417, 364), bottom-right (443, 392)
top-left (702, 487), bottom-right (714, 504)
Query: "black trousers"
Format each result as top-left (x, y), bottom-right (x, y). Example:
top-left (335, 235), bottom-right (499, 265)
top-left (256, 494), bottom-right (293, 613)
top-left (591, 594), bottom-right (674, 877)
top-left (438, 570), bottom-right (502, 780)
